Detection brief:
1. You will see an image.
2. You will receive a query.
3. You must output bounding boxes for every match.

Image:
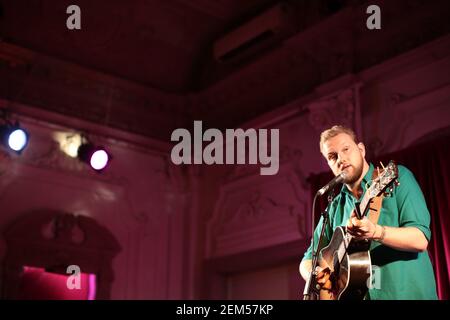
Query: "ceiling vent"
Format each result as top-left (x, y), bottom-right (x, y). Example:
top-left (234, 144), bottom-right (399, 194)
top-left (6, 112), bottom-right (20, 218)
top-left (213, 3), bottom-right (291, 62)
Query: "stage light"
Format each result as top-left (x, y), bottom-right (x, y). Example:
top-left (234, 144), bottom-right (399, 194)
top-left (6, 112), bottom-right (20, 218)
top-left (77, 143), bottom-right (111, 172)
top-left (90, 149), bottom-right (109, 170)
top-left (54, 132), bottom-right (82, 158)
top-left (54, 132), bottom-right (112, 172)
top-left (0, 123), bottom-right (29, 153)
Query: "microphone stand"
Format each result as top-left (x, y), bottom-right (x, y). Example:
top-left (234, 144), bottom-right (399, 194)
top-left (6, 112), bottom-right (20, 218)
top-left (303, 189), bottom-right (335, 300)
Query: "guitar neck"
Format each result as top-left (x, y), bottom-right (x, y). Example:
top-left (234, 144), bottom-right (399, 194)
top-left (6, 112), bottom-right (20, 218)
top-left (343, 192), bottom-right (371, 244)
top-left (344, 192), bottom-right (373, 248)
top-left (357, 193), bottom-right (371, 219)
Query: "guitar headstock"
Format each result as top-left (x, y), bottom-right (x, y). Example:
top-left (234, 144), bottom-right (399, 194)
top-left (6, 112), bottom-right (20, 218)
top-left (367, 160), bottom-right (399, 199)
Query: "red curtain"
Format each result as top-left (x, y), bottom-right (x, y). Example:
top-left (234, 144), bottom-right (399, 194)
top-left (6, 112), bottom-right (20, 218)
top-left (308, 134), bottom-right (450, 300)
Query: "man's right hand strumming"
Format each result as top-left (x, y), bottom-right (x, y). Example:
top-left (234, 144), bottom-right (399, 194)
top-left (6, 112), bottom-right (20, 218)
top-left (300, 260), bottom-right (333, 291)
top-left (315, 266), bottom-right (333, 291)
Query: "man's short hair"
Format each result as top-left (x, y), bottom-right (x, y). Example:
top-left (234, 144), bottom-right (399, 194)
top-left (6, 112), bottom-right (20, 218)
top-left (319, 125), bottom-right (358, 153)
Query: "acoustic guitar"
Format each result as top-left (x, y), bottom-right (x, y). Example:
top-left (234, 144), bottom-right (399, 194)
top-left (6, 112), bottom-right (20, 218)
top-left (316, 161), bottom-right (398, 300)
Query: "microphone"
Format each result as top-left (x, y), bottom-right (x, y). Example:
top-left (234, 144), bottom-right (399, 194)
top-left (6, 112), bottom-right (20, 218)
top-left (316, 172), bottom-right (347, 196)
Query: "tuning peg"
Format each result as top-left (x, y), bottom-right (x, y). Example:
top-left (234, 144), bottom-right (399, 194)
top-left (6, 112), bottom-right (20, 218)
top-left (394, 180), bottom-right (400, 186)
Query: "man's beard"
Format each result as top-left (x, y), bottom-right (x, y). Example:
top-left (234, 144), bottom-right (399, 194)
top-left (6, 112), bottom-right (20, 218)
top-left (344, 160), bottom-right (364, 185)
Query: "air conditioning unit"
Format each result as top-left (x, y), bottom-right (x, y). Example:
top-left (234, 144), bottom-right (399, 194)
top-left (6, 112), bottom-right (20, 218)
top-left (213, 3), bottom-right (290, 62)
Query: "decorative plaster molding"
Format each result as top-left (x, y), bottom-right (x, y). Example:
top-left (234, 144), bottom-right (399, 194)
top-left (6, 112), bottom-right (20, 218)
top-left (225, 144), bottom-right (304, 182)
top-left (40, 214), bottom-right (86, 245)
top-left (225, 191), bottom-right (300, 227)
top-left (307, 87), bottom-right (354, 131)
top-left (207, 171), bottom-right (307, 258)
top-left (389, 92), bottom-right (408, 107)
top-left (306, 84), bottom-right (363, 140)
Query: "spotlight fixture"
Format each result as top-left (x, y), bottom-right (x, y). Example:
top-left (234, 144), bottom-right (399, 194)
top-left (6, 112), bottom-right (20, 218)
top-left (54, 132), bottom-right (82, 158)
top-left (77, 142), bottom-right (111, 172)
top-left (55, 132), bottom-right (112, 172)
top-left (0, 110), bottom-right (30, 154)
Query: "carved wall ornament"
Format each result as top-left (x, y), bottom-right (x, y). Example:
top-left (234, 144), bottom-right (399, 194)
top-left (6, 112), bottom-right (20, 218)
top-left (41, 219), bottom-right (56, 240)
top-left (389, 92), bottom-right (408, 107)
top-left (306, 85), bottom-right (363, 139)
top-left (40, 214), bottom-right (86, 245)
top-left (224, 164), bottom-right (261, 182)
top-left (206, 152), bottom-right (310, 258)
top-left (223, 190), bottom-right (301, 230)
top-left (131, 211), bottom-right (150, 224)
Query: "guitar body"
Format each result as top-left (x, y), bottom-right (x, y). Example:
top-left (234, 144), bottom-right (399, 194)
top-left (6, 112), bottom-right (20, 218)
top-left (318, 226), bottom-right (372, 300)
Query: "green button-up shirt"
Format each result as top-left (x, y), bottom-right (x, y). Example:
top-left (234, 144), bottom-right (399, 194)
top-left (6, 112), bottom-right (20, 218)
top-left (303, 163), bottom-right (438, 300)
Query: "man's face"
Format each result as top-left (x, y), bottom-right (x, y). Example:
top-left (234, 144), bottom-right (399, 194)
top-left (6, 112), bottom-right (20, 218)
top-left (321, 133), bottom-right (366, 184)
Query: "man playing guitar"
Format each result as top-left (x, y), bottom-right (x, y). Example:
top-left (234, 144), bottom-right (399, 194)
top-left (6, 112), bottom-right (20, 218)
top-left (300, 125), bottom-right (437, 300)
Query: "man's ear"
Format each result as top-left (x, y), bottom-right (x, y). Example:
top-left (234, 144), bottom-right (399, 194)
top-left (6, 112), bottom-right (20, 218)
top-left (357, 142), bottom-right (366, 157)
